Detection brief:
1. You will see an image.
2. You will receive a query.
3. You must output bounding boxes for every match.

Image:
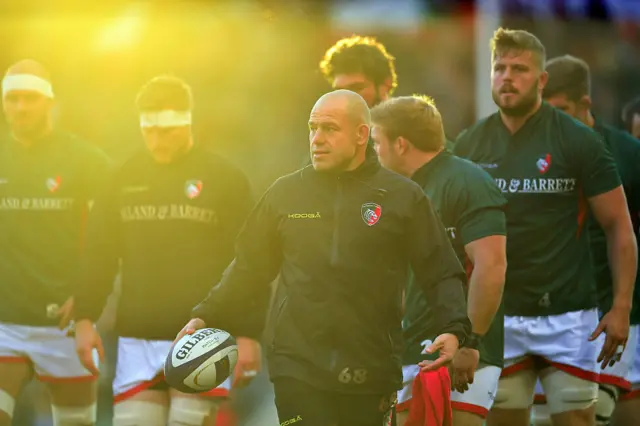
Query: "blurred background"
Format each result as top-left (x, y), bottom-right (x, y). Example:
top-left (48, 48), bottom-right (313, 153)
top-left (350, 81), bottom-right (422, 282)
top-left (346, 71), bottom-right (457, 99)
top-left (3, 0), bottom-right (640, 424)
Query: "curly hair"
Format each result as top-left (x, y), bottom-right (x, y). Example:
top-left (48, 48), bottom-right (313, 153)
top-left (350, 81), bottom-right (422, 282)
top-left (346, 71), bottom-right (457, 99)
top-left (320, 35), bottom-right (397, 94)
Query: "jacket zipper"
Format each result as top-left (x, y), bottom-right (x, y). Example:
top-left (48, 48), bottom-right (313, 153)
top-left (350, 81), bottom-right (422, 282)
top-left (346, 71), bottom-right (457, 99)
top-left (330, 177), bottom-right (342, 266)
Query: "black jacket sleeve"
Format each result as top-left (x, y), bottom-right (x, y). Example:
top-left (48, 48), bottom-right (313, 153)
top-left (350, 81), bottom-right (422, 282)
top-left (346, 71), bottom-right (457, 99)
top-left (74, 173), bottom-right (121, 322)
top-left (407, 192), bottom-right (471, 342)
top-left (191, 184), bottom-right (282, 340)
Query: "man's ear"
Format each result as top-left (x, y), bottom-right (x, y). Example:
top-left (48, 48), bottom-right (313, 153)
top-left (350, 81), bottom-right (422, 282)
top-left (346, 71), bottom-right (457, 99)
top-left (378, 77), bottom-right (394, 101)
top-left (578, 94), bottom-right (592, 110)
top-left (396, 136), bottom-right (411, 155)
top-left (357, 124), bottom-right (370, 146)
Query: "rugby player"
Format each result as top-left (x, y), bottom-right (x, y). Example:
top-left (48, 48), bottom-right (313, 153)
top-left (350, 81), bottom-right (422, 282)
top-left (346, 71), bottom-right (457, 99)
top-left (453, 29), bottom-right (637, 426)
top-left (0, 59), bottom-right (110, 426)
top-left (371, 95), bottom-right (507, 426)
top-left (319, 35), bottom-right (397, 108)
top-left (530, 55), bottom-right (640, 426)
top-left (617, 97), bottom-right (640, 424)
top-left (72, 75), bottom-right (253, 426)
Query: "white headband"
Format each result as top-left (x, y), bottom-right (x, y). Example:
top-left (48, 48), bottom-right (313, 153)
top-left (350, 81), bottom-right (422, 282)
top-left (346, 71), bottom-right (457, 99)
top-left (140, 110), bottom-right (192, 128)
top-left (2, 74), bottom-right (54, 98)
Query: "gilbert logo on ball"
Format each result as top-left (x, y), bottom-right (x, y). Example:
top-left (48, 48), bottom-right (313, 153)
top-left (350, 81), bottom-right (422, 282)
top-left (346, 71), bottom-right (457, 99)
top-left (164, 328), bottom-right (238, 394)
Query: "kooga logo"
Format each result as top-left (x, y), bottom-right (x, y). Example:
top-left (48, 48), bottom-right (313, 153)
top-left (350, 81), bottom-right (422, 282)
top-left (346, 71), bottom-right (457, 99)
top-left (176, 329), bottom-right (217, 360)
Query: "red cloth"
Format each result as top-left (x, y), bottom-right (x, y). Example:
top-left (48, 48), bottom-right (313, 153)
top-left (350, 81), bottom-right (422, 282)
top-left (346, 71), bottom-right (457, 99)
top-left (215, 403), bottom-right (237, 426)
top-left (404, 366), bottom-right (452, 426)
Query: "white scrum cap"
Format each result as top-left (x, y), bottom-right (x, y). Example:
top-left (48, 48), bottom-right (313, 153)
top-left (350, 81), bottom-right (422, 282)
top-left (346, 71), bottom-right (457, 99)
top-left (2, 74), bottom-right (54, 98)
top-left (2, 59), bottom-right (54, 99)
top-left (139, 110), bottom-right (192, 128)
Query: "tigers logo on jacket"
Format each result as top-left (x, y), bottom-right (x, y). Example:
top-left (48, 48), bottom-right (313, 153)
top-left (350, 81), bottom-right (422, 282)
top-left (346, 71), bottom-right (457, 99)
top-left (46, 176), bottom-right (61, 193)
top-left (362, 203), bottom-right (382, 226)
top-left (185, 180), bottom-right (203, 199)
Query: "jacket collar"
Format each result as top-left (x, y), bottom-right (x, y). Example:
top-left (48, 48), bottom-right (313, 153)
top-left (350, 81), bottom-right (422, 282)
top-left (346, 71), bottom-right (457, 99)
top-left (308, 154), bottom-right (381, 181)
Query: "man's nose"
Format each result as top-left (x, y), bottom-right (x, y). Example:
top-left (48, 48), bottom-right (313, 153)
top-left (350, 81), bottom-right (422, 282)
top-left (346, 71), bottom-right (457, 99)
top-left (311, 131), bottom-right (324, 146)
top-left (502, 67), bottom-right (514, 81)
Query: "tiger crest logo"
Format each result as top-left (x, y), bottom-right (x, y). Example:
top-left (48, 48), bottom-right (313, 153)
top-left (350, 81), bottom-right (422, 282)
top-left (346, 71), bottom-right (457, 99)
top-left (185, 180), bottom-right (203, 199)
top-left (46, 176), bottom-right (61, 193)
top-left (361, 203), bottom-right (382, 226)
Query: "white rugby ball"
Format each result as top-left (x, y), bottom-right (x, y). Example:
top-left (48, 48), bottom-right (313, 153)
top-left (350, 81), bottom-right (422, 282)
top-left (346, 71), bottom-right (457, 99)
top-left (164, 328), bottom-right (238, 393)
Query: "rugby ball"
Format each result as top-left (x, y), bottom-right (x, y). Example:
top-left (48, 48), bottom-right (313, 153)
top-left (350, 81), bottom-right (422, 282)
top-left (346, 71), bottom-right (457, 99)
top-left (164, 328), bottom-right (238, 393)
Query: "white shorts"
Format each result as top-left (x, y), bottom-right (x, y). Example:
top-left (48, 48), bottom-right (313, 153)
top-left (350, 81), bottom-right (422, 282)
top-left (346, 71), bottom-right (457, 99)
top-left (597, 324), bottom-right (639, 389)
top-left (113, 337), bottom-right (231, 403)
top-left (620, 334), bottom-right (640, 401)
top-left (533, 323), bottom-right (639, 404)
top-left (451, 366), bottom-right (501, 418)
top-left (0, 321), bottom-right (97, 382)
top-left (398, 364), bottom-right (501, 418)
top-left (502, 309), bottom-right (599, 382)
top-left (630, 336), bottom-right (640, 391)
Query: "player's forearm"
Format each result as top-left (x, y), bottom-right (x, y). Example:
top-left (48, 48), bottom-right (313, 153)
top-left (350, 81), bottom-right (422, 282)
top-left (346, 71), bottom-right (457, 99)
top-left (191, 260), bottom-right (273, 339)
top-left (74, 244), bottom-right (120, 322)
top-left (467, 261), bottom-right (505, 335)
top-left (74, 289), bottom-right (113, 322)
top-left (430, 276), bottom-right (472, 341)
top-left (606, 223), bottom-right (637, 311)
top-left (74, 266), bottom-right (119, 322)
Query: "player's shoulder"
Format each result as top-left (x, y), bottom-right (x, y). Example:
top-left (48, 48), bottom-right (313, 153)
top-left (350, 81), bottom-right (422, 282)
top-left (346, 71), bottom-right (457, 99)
top-left (541, 106), bottom-right (606, 163)
top-left (448, 153), bottom-right (495, 182)
top-left (260, 166), bottom-right (308, 201)
top-left (443, 153), bottom-right (503, 199)
top-left (194, 147), bottom-right (249, 182)
top-left (453, 115), bottom-right (497, 152)
top-left (375, 165), bottom-right (433, 205)
top-left (273, 166), bottom-right (307, 186)
top-left (117, 149), bottom-right (149, 174)
top-left (600, 121), bottom-right (640, 152)
top-left (366, 160), bottom-right (418, 188)
top-left (60, 132), bottom-right (110, 164)
top-left (548, 105), bottom-right (600, 142)
top-left (56, 133), bottom-right (113, 180)
top-left (458, 115), bottom-right (496, 138)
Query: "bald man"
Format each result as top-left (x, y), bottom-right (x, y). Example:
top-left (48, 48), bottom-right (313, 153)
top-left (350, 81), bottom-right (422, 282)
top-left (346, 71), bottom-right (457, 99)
top-left (176, 90), bottom-right (470, 426)
top-left (0, 60), bottom-right (110, 426)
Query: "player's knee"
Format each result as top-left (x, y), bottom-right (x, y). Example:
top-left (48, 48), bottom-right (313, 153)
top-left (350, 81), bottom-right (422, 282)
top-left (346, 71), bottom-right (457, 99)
top-left (0, 389), bottom-right (15, 419)
top-left (595, 384), bottom-right (619, 426)
top-left (113, 400), bottom-right (168, 426)
top-left (492, 371), bottom-right (535, 410)
top-left (51, 403), bottom-right (97, 426)
top-left (168, 397), bottom-right (215, 426)
top-left (542, 370), bottom-right (597, 415)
